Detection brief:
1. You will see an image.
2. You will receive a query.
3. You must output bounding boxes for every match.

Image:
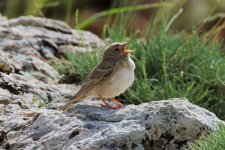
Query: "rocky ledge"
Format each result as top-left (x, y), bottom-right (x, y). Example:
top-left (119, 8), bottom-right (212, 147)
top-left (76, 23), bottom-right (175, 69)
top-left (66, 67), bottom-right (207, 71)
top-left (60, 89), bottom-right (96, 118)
top-left (0, 15), bottom-right (224, 150)
top-left (1, 98), bottom-right (223, 150)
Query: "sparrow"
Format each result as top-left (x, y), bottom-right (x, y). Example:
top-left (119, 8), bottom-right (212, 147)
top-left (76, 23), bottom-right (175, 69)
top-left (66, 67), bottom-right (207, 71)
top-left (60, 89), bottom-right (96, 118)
top-left (60, 42), bottom-right (135, 111)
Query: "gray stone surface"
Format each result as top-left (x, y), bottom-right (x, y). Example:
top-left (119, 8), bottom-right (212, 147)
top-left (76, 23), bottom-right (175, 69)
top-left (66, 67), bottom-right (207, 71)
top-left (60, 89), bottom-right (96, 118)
top-left (0, 49), bottom-right (13, 74)
top-left (0, 15), bottom-right (103, 103)
top-left (0, 98), bottom-right (223, 150)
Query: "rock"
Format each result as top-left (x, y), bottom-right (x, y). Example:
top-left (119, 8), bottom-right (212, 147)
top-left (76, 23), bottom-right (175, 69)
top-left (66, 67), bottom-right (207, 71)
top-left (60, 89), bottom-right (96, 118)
top-left (10, 54), bottom-right (59, 83)
top-left (0, 73), bottom-right (23, 95)
top-left (0, 98), bottom-right (224, 150)
top-left (0, 15), bottom-right (103, 103)
top-left (0, 88), bottom-right (16, 105)
top-left (0, 16), bottom-right (103, 58)
top-left (0, 130), bottom-right (7, 143)
top-left (0, 49), bottom-right (13, 74)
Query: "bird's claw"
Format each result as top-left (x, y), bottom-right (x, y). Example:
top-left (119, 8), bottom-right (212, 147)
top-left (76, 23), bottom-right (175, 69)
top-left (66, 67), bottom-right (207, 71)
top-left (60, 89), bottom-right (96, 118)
top-left (100, 103), bottom-right (123, 109)
top-left (112, 103), bottom-right (123, 109)
top-left (100, 103), bottom-right (110, 108)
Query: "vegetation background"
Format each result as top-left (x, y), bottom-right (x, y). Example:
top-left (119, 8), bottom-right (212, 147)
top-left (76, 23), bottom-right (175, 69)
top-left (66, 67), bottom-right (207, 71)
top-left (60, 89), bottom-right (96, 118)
top-left (0, 0), bottom-right (224, 149)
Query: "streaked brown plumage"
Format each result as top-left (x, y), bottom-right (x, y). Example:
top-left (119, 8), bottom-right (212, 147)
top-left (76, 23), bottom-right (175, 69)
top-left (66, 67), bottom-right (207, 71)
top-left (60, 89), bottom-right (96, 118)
top-left (60, 42), bottom-right (135, 111)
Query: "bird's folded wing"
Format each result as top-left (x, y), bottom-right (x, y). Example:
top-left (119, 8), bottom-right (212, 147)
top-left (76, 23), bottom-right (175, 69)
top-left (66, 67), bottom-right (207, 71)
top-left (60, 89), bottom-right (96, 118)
top-left (79, 60), bottom-right (118, 92)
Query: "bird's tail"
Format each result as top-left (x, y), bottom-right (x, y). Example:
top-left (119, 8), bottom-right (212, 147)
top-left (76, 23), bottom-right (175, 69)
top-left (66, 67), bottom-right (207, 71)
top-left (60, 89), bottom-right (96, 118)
top-left (59, 93), bottom-right (85, 111)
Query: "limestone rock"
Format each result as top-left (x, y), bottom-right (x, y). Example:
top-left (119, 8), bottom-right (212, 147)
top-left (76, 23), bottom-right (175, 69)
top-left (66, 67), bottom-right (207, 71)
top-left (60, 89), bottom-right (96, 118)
top-left (0, 16), bottom-right (103, 58)
top-left (0, 98), bottom-right (223, 150)
top-left (0, 49), bottom-right (13, 74)
top-left (0, 15), bottom-right (103, 103)
top-left (0, 73), bottom-right (23, 95)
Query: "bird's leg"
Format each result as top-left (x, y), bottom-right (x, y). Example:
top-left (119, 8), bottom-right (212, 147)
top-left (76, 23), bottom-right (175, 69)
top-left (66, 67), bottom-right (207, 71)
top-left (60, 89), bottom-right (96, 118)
top-left (111, 98), bottom-right (123, 109)
top-left (98, 95), bottom-right (110, 108)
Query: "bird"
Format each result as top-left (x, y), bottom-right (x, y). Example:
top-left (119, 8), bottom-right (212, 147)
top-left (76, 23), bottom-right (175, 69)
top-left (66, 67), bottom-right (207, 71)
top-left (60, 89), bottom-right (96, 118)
top-left (60, 42), bottom-right (135, 111)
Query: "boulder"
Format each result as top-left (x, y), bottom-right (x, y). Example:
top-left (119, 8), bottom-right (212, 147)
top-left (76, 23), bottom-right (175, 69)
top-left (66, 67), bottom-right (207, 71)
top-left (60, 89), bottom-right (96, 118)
top-left (0, 16), bottom-right (103, 58)
top-left (0, 98), bottom-right (223, 150)
top-left (0, 15), bottom-right (103, 103)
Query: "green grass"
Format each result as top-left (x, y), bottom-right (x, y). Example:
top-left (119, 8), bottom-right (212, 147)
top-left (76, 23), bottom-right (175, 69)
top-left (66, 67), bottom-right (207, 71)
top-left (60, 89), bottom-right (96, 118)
top-left (190, 124), bottom-right (225, 150)
top-left (51, 52), bottom-right (101, 83)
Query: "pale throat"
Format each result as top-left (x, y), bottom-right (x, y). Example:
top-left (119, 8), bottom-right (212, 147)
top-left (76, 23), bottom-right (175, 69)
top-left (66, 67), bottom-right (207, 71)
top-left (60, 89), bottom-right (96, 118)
top-left (120, 54), bottom-right (135, 70)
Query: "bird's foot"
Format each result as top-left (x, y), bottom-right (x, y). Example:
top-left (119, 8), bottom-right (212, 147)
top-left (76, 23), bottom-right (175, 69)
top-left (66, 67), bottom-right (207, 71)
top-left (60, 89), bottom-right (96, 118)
top-left (99, 95), bottom-right (112, 109)
top-left (100, 103), bottom-right (110, 108)
top-left (112, 103), bottom-right (123, 109)
top-left (111, 98), bottom-right (123, 109)
top-left (100, 103), bottom-right (123, 109)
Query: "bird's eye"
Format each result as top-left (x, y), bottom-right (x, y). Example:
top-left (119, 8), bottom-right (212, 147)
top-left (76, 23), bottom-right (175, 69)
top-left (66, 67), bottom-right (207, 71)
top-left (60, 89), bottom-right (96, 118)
top-left (115, 48), bottom-right (120, 51)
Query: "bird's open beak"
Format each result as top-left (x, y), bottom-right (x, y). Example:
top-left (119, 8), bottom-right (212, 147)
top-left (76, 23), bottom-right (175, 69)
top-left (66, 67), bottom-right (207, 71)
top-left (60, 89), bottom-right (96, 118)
top-left (124, 50), bottom-right (133, 53)
top-left (122, 43), bottom-right (133, 55)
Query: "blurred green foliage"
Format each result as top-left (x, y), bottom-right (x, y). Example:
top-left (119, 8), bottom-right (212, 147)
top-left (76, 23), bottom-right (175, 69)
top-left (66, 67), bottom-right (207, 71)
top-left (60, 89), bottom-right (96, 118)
top-left (3, 0), bottom-right (61, 17)
top-left (1, 0), bottom-right (225, 35)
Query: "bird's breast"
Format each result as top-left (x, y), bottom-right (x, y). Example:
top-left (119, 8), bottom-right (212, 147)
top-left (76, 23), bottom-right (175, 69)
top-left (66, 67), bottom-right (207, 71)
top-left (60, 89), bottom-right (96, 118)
top-left (96, 58), bottom-right (135, 98)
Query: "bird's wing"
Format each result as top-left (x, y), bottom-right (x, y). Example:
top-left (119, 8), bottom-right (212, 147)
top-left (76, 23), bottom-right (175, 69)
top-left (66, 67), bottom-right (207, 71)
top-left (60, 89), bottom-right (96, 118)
top-left (60, 59), bottom-right (119, 111)
top-left (78, 59), bottom-right (118, 93)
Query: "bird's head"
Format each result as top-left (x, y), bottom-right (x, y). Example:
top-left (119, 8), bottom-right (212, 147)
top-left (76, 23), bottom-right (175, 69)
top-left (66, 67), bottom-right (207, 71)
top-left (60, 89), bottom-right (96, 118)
top-left (103, 42), bottom-right (133, 60)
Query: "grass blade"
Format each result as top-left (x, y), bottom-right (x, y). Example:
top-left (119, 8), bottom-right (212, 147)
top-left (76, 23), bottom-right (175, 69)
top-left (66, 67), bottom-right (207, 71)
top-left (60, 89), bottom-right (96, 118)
top-left (77, 3), bottom-right (170, 29)
top-left (165, 8), bottom-right (183, 32)
top-left (66, 0), bottom-right (73, 24)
